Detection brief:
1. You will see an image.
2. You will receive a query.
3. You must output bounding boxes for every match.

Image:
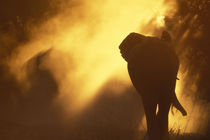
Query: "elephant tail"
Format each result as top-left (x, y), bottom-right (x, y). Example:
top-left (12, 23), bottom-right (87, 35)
top-left (171, 91), bottom-right (187, 116)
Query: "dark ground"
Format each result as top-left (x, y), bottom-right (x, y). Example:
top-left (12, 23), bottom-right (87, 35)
top-left (0, 121), bottom-right (209, 140)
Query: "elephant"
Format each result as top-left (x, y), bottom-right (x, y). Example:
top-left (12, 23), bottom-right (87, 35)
top-left (119, 31), bottom-right (187, 140)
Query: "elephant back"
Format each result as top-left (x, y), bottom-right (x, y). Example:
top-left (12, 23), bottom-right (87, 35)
top-left (124, 34), bottom-right (179, 93)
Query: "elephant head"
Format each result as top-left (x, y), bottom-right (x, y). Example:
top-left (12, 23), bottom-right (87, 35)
top-left (119, 31), bottom-right (187, 140)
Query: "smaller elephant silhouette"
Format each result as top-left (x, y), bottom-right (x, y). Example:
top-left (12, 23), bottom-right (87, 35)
top-left (119, 31), bottom-right (187, 140)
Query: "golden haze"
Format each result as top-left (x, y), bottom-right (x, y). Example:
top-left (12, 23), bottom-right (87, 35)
top-left (7, 0), bottom-right (206, 134)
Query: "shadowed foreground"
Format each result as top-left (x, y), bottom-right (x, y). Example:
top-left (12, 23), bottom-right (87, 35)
top-left (1, 79), bottom-right (209, 140)
top-left (1, 121), bottom-right (209, 140)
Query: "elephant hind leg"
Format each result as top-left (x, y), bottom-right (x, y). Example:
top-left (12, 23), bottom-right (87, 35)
top-left (142, 97), bottom-right (159, 140)
top-left (157, 97), bottom-right (171, 140)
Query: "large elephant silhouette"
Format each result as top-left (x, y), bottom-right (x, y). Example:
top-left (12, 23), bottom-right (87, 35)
top-left (119, 31), bottom-right (187, 140)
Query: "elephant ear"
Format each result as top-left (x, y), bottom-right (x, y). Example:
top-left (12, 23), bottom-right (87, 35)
top-left (119, 32), bottom-right (145, 61)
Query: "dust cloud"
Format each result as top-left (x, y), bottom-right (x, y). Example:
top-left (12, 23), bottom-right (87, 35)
top-left (162, 0), bottom-right (210, 135)
top-left (3, 0), bottom-right (171, 114)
